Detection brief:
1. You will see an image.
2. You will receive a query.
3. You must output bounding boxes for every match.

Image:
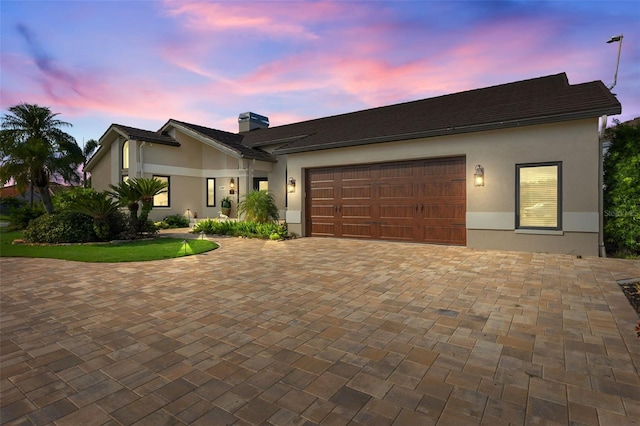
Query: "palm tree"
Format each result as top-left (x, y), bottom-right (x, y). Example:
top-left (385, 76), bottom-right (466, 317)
top-left (82, 139), bottom-right (99, 188)
top-left (69, 190), bottom-right (119, 240)
top-left (238, 190), bottom-right (279, 224)
top-left (128, 177), bottom-right (168, 227)
top-left (109, 180), bottom-right (140, 223)
top-left (0, 103), bottom-right (83, 213)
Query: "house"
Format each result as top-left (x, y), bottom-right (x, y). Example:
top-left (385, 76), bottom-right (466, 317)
top-left (85, 73), bottom-right (621, 256)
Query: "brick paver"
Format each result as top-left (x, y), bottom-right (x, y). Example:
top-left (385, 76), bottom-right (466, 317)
top-left (1, 236), bottom-right (639, 425)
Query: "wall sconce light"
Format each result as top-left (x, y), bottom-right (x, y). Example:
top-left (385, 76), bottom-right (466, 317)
top-left (474, 165), bottom-right (485, 187)
top-left (229, 178), bottom-right (235, 194)
top-left (287, 177), bottom-right (296, 193)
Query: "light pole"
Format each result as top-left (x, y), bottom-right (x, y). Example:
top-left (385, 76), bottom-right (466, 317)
top-left (606, 34), bottom-right (623, 90)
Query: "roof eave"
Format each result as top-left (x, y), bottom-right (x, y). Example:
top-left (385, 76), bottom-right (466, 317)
top-left (275, 107), bottom-right (622, 155)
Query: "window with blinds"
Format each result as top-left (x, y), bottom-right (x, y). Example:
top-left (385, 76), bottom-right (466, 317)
top-left (516, 163), bottom-right (561, 229)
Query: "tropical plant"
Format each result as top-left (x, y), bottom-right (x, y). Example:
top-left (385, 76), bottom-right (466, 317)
top-left (23, 211), bottom-right (96, 243)
top-left (127, 177), bottom-right (168, 228)
top-left (69, 190), bottom-right (120, 240)
top-left (109, 180), bottom-right (140, 223)
top-left (237, 190), bottom-right (279, 224)
top-left (0, 103), bottom-right (83, 213)
top-left (603, 119), bottom-right (640, 255)
top-left (82, 139), bottom-right (99, 188)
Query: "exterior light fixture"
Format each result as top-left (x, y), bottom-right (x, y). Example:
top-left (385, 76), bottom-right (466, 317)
top-left (182, 239), bottom-right (188, 256)
top-left (229, 178), bottom-right (235, 194)
top-left (186, 208), bottom-right (191, 223)
top-left (287, 177), bottom-right (296, 193)
top-left (474, 165), bottom-right (485, 187)
top-left (606, 34), bottom-right (623, 90)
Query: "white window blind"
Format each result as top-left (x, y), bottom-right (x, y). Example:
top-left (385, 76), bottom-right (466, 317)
top-left (518, 164), bottom-right (559, 228)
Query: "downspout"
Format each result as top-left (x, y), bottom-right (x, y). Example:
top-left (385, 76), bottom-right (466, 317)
top-left (598, 115), bottom-right (607, 257)
top-left (139, 142), bottom-right (147, 178)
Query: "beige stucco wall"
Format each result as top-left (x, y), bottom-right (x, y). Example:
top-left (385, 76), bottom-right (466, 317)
top-left (284, 118), bottom-right (601, 256)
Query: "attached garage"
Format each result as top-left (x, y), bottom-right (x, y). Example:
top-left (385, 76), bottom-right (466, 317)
top-left (305, 156), bottom-right (466, 245)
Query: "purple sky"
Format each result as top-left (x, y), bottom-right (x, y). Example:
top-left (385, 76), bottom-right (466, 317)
top-left (1, 1), bottom-right (639, 145)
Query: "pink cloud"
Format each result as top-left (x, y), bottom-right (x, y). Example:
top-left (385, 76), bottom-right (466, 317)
top-left (160, 0), bottom-right (351, 39)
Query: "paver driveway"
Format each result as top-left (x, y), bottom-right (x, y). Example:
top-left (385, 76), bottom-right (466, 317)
top-left (1, 237), bottom-right (639, 425)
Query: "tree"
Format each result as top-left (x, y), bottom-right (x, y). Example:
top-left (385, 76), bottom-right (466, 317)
top-left (128, 177), bottom-right (168, 227)
top-left (82, 139), bottom-right (99, 188)
top-left (108, 177), bottom-right (167, 233)
top-left (68, 190), bottom-right (120, 240)
top-left (603, 119), bottom-right (640, 255)
top-left (0, 103), bottom-right (83, 213)
top-left (238, 190), bottom-right (279, 224)
top-left (109, 180), bottom-right (140, 223)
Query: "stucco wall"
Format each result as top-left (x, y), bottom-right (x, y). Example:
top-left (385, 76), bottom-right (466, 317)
top-left (284, 118), bottom-right (600, 256)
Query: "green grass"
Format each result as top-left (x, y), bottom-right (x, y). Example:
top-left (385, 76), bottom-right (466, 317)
top-left (0, 229), bottom-right (218, 262)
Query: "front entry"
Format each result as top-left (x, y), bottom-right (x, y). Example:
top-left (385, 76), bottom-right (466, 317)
top-left (305, 157), bottom-right (466, 245)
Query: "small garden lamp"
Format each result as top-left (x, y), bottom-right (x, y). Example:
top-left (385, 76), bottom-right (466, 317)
top-left (182, 239), bottom-right (188, 256)
top-left (287, 177), bottom-right (296, 193)
top-left (474, 165), bottom-right (485, 187)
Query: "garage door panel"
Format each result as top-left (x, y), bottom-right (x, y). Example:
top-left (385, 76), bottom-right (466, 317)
top-left (380, 162), bottom-right (413, 178)
top-left (341, 205), bottom-right (373, 219)
top-left (380, 224), bottom-right (414, 241)
top-left (310, 205), bottom-right (336, 218)
top-left (342, 166), bottom-right (372, 181)
top-left (310, 186), bottom-right (335, 200)
top-left (308, 169), bottom-right (335, 183)
top-left (310, 222), bottom-right (336, 237)
top-left (342, 185), bottom-right (372, 199)
top-left (379, 183), bottom-right (416, 199)
top-left (341, 223), bottom-right (373, 238)
top-left (380, 204), bottom-right (415, 219)
top-left (306, 157), bottom-right (466, 245)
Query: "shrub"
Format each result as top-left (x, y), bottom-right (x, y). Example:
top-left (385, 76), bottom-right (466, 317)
top-left (23, 212), bottom-right (96, 243)
top-left (8, 205), bottom-right (45, 230)
top-left (162, 214), bottom-right (189, 228)
top-left (0, 196), bottom-right (26, 213)
top-left (238, 190), bottom-right (279, 224)
top-left (53, 187), bottom-right (97, 212)
top-left (192, 219), bottom-right (289, 240)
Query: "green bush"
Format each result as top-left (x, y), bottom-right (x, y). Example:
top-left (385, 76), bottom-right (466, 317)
top-left (8, 206), bottom-right (45, 230)
top-left (238, 190), bottom-right (279, 223)
top-left (0, 196), bottom-right (26, 213)
top-left (192, 219), bottom-right (289, 239)
top-left (53, 187), bottom-right (97, 212)
top-left (23, 212), bottom-right (96, 243)
top-left (162, 214), bottom-right (189, 228)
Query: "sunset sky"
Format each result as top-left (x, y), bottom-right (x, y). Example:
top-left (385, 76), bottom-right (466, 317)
top-left (1, 1), bottom-right (639, 145)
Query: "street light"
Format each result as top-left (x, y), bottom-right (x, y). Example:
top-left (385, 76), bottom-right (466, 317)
top-left (606, 34), bottom-right (623, 91)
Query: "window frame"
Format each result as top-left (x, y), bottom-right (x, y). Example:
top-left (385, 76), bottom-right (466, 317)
top-left (206, 178), bottom-right (216, 207)
top-left (122, 140), bottom-right (129, 169)
top-left (515, 162), bottom-right (562, 231)
top-left (152, 175), bottom-right (170, 208)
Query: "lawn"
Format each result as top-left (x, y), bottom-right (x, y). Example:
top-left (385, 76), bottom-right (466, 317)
top-left (0, 229), bottom-right (218, 262)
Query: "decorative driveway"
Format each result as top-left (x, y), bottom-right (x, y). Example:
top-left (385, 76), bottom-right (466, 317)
top-left (1, 237), bottom-right (639, 425)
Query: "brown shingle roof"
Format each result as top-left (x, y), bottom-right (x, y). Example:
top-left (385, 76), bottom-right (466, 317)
top-left (239, 73), bottom-right (621, 154)
top-left (169, 120), bottom-right (274, 161)
top-left (111, 124), bottom-right (180, 146)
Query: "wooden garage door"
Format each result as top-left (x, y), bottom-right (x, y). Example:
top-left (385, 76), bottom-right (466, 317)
top-left (305, 157), bottom-right (466, 245)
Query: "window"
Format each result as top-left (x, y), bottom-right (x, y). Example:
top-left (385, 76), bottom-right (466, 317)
top-left (122, 140), bottom-right (129, 169)
top-left (206, 178), bottom-right (216, 207)
top-left (516, 162), bottom-right (561, 229)
top-left (153, 175), bottom-right (170, 207)
top-left (253, 177), bottom-right (268, 191)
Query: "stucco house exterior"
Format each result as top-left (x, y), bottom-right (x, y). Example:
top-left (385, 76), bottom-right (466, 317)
top-left (86, 73), bottom-right (621, 256)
